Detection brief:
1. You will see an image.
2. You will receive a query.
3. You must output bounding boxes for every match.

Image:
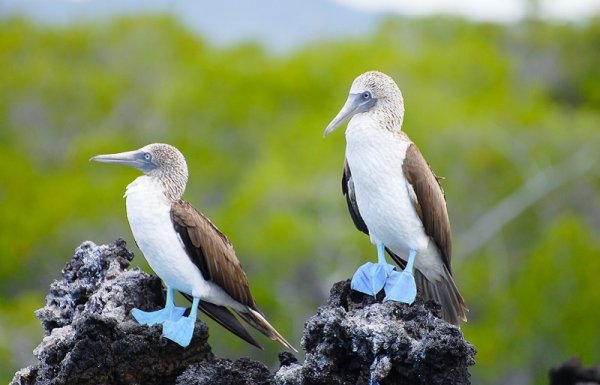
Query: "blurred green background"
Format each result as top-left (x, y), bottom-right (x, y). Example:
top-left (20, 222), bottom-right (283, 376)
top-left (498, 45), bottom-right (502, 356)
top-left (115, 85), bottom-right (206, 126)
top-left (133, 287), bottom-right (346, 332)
top-left (2, 8), bottom-right (600, 385)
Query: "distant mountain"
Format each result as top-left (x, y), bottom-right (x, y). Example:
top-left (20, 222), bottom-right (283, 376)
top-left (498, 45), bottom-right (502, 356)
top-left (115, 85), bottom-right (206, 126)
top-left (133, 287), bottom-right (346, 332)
top-left (2, 0), bottom-right (599, 51)
top-left (0, 0), bottom-right (382, 51)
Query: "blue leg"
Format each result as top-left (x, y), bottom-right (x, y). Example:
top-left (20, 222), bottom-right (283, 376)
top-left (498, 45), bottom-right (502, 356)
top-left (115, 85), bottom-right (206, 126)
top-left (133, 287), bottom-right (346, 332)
top-left (131, 286), bottom-right (186, 326)
top-left (163, 296), bottom-right (200, 348)
top-left (384, 249), bottom-right (417, 304)
top-left (376, 243), bottom-right (386, 265)
top-left (351, 243), bottom-right (396, 296)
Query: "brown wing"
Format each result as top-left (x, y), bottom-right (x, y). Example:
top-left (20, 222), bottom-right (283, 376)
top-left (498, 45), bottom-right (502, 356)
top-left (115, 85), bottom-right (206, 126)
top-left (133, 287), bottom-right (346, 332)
top-left (170, 200), bottom-right (256, 308)
top-left (402, 143), bottom-right (453, 273)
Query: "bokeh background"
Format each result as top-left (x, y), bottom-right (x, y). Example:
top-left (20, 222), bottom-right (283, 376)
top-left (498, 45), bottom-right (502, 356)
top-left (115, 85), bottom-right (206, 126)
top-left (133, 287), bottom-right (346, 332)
top-left (2, 1), bottom-right (600, 384)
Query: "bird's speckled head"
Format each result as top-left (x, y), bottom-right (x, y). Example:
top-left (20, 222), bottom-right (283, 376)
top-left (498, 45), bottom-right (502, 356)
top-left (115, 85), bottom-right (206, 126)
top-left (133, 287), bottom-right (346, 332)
top-left (324, 71), bottom-right (405, 136)
top-left (350, 71), bottom-right (404, 110)
top-left (91, 143), bottom-right (189, 201)
top-left (141, 143), bottom-right (188, 197)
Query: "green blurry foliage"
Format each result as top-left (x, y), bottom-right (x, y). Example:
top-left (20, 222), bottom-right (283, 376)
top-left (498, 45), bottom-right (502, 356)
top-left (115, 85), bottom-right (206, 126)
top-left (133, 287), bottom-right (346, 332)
top-left (1, 15), bottom-right (599, 385)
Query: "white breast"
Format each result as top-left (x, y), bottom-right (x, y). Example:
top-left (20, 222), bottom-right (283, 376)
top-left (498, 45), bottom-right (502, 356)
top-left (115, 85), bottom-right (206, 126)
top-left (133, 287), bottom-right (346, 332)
top-left (125, 177), bottom-right (209, 297)
top-left (124, 177), bottom-right (248, 310)
top-left (345, 116), bottom-right (443, 276)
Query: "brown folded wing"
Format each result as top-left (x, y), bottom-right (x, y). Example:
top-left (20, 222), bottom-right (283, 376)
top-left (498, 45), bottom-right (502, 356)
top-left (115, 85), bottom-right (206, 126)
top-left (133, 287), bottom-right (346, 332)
top-left (170, 199), bottom-right (256, 308)
top-left (341, 143), bottom-right (464, 323)
top-left (401, 143), bottom-right (452, 272)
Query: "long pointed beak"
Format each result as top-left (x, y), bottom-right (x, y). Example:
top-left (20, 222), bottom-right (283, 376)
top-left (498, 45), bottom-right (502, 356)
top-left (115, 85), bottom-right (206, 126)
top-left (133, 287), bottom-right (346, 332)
top-left (323, 93), bottom-right (374, 137)
top-left (90, 149), bottom-right (150, 172)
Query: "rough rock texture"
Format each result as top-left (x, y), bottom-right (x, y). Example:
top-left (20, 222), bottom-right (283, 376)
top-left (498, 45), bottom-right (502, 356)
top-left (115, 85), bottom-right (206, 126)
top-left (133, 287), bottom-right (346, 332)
top-left (10, 239), bottom-right (242, 385)
top-left (12, 239), bottom-right (477, 385)
top-left (275, 281), bottom-right (476, 385)
top-left (176, 358), bottom-right (273, 385)
top-left (549, 357), bottom-right (600, 385)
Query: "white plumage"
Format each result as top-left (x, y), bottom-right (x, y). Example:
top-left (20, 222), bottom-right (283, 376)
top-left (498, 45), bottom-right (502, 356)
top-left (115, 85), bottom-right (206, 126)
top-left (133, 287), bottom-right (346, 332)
top-left (345, 117), bottom-right (444, 281)
top-left (324, 71), bottom-right (467, 325)
top-left (125, 175), bottom-right (245, 311)
top-left (91, 142), bottom-right (296, 349)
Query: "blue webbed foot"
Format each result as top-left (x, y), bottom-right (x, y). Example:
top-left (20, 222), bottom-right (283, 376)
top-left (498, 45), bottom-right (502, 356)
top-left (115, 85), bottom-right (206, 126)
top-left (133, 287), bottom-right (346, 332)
top-left (384, 270), bottom-right (417, 304)
top-left (131, 306), bottom-right (186, 326)
top-left (163, 315), bottom-right (196, 347)
top-left (384, 248), bottom-right (417, 304)
top-left (351, 261), bottom-right (395, 296)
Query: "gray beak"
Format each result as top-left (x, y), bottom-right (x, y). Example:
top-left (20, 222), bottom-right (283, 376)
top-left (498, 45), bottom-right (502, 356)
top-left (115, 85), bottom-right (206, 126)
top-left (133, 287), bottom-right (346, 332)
top-left (324, 93), bottom-right (376, 137)
top-left (91, 149), bottom-right (155, 173)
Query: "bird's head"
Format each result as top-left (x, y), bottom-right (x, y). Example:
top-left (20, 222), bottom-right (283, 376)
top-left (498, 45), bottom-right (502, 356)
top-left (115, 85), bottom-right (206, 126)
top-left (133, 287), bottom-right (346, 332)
top-left (91, 143), bottom-right (189, 200)
top-left (324, 71), bottom-right (404, 136)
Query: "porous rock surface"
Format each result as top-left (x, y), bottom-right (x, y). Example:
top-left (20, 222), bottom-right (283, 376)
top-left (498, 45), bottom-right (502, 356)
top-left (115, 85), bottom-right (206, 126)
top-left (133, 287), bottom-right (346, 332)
top-left (11, 239), bottom-right (226, 385)
top-left (176, 358), bottom-right (274, 385)
top-left (275, 280), bottom-right (476, 385)
top-left (12, 239), bottom-right (476, 385)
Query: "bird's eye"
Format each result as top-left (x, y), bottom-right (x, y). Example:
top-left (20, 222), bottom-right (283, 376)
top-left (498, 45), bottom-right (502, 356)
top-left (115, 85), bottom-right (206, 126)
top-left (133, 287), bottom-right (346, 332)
top-left (144, 153), bottom-right (151, 161)
top-left (362, 91), bottom-right (371, 100)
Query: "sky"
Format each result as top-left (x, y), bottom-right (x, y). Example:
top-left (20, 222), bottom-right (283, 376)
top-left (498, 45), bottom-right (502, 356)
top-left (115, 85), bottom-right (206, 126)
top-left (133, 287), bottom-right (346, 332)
top-left (2, 0), bottom-right (600, 50)
top-left (335, 0), bottom-right (600, 22)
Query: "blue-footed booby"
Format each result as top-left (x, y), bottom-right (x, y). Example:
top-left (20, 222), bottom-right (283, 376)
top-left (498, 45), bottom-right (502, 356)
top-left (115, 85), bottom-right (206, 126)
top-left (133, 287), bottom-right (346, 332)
top-left (324, 71), bottom-right (467, 325)
top-left (91, 143), bottom-right (296, 350)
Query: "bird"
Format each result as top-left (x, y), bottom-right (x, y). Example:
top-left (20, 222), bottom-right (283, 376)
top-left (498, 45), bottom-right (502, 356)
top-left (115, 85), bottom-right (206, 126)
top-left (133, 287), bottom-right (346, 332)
top-left (91, 143), bottom-right (296, 350)
top-left (323, 71), bottom-right (467, 325)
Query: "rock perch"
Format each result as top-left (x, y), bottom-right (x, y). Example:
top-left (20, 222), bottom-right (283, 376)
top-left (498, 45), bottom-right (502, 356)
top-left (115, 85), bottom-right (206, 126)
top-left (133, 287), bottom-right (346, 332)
top-left (12, 239), bottom-right (476, 385)
top-left (276, 281), bottom-right (475, 385)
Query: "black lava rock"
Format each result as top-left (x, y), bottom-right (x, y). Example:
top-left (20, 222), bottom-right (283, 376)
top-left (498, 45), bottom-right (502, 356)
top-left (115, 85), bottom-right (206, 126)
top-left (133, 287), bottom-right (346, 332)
top-left (176, 358), bottom-right (273, 385)
top-left (12, 240), bottom-right (477, 385)
top-left (549, 357), bottom-right (600, 385)
top-left (274, 280), bottom-right (476, 385)
top-left (11, 240), bottom-right (214, 385)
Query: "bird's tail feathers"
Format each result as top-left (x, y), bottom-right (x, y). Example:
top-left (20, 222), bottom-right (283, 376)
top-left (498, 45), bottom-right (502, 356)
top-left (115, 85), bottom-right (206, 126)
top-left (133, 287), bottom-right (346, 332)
top-left (414, 267), bottom-right (468, 326)
top-left (182, 293), bottom-right (263, 349)
top-left (236, 308), bottom-right (297, 352)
